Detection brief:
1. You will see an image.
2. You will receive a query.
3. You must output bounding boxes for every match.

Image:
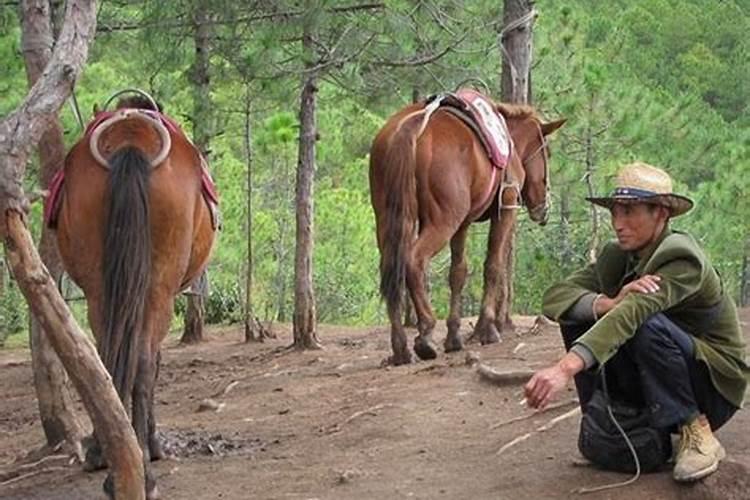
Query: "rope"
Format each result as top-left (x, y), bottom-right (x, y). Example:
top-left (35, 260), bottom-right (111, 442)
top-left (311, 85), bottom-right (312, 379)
top-left (453, 78), bottom-right (491, 95)
top-left (68, 90), bottom-right (85, 132)
top-left (573, 367), bottom-right (641, 495)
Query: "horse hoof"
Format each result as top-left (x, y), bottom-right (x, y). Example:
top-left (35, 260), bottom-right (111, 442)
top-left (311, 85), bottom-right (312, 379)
top-left (413, 337), bottom-right (438, 360)
top-left (496, 320), bottom-right (516, 334)
top-left (103, 473), bottom-right (114, 499)
top-left (444, 335), bottom-right (464, 353)
top-left (146, 482), bottom-right (160, 500)
top-left (149, 435), bottom-right (166, 462)
top-left (382, 352), bottom-right (412, 366)
top-left (83, 443), bottom-right (106, 472)
top-left (478, 324), bottom-right (501, 345)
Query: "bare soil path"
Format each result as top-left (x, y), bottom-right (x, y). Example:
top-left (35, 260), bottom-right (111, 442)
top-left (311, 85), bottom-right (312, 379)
top-left (2, 310), bottom-right (749, 500)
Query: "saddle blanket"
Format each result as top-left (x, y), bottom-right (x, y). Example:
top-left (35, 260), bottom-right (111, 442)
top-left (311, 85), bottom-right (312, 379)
top-left (455, 88), bottom-right (511, 169)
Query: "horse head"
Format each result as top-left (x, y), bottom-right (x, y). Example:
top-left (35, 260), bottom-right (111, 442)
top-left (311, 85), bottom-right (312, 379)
top-left (498, 104), bottom-right (565, 226)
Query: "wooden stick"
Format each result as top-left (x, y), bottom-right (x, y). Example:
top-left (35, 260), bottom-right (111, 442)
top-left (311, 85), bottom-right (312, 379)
top-left (490, 398), bottom-right (578, 430)
top-left (496, 433), bottom-right (532, 455)
top-left (496, 406), bottom-right (582, 455)
top-left (538, 407), bottom-right (581, 431)
top-left (211, 380), bottom-right (239, 398)
top-left (0, 466), bottom-right (67, 487)
top-left (0, 453), bottom-right (68, 478)
top-left (327, 403), bottom-right (393, 434)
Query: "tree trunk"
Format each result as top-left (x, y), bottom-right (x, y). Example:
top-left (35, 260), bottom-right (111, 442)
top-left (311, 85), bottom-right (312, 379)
top-left (20, 0), bottom-right (85, 457)
top-left (559, 183), bottom-right (572, 267)
top-left (4, 214), bottom-right (145, 499)
top-left (276, 229), bottom-right (288, 323)
top-left (584, 95), bottom-right (599, 263)
top-left (0, 259), bottom-right (5, 346)
top-left (181, 0), bottom-right (213, 344)
top-left (243, 88), bottom-right (256, 341)
top-left (0, 1), bottom-right (145, 496)
top-left (499, 0), bottom-right (536, 328)
top-left (500, 0), bottom-right (535, 103)
top-left (292, 15), bottom-right (321, 350)
top-left (243, 86), bottom-right (272, 342)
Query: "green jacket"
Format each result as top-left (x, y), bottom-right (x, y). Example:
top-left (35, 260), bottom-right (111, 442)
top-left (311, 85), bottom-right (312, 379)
top-left (542, 228), bottom-right (748, 408)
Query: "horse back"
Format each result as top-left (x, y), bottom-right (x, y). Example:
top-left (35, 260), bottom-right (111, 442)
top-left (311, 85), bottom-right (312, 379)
top-left (56, 119), bottom-right (215, 302)
top-left (371, 102), bottom-right (497, 230)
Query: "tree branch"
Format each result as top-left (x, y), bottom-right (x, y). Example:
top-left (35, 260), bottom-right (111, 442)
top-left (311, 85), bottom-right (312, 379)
top-left (96, 3), bottom-right (384, 34)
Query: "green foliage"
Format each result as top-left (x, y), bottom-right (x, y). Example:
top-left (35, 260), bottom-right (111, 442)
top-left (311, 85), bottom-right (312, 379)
top-left (0, 271), bottom-right (29, 345)
top-left (1, 0), bottom-right (747, 345)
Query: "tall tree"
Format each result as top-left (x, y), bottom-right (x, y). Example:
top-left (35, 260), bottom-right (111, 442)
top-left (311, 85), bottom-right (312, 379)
top-left (181, 0), bottom-right (214, 344)
top-left (497, 0), bottom-right (536, 331)
top-left (240, 86), bottom-right (274, 342)
top-left (0, 0), bottom-right (145, 497)
top-left (19, 0), bottom-right (84, 458)
top-left (293, 4), bottom-right (322, 349)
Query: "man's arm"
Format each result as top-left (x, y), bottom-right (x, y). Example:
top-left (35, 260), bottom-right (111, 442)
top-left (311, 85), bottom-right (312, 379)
top-left (593, 274), bottom-right (662, 317)
top-left (525, 351), bottom-right (585, 409)
top-left (542, 262), bottom-right (601, 321)
top-left (576, 258), bottom-right (702, 365)
top-left (526, 259), bottom-right (700, 410)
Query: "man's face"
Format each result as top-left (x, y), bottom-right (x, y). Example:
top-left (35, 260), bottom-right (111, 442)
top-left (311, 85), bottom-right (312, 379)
top-left (610, 202), bottom-right (669, 253)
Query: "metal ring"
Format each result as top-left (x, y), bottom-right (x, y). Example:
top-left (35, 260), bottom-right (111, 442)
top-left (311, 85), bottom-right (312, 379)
top-left (101, 88), bottom-right (160, 112)
top-left (89, 109), bottom-right (171, 169)
top-left (453, 78), bottom-right (492, 96)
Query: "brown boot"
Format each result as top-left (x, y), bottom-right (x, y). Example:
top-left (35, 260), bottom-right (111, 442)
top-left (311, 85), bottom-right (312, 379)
top-left (673, 415), bottom-right (725, 482)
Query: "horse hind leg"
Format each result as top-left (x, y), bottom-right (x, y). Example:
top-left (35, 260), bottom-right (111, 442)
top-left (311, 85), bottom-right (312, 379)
top-left (408, 225), bottom-right (452, 361)
top-left (119, 346), bottom-right (159, 499)
top-left (445, 226), bottom-right (469, 353)
top-left (83, 300), bottom-right (108, 472)
top-left (386, 299), bottom-right (412, 366)
top-left (148, 350), bottom-right (165, 461)
top-left (103, 348), bottom-right (159, 500)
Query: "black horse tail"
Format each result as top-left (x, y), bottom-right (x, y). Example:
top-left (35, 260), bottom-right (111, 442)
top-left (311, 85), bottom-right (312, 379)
top-left (100, 146), bottom-right (151, 400)
top-left (379, 113), bottom-right (422, 316)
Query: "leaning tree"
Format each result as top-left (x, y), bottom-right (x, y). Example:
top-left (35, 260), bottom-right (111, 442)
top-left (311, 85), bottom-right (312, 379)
top-left (0, 0), bottom-right (145, 497)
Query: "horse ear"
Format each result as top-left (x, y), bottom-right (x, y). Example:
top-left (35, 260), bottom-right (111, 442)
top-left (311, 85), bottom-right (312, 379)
top-left (541, 118), bottom-right (566, 136)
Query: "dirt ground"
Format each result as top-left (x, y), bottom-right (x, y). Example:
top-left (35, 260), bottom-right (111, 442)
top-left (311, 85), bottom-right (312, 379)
top-left (1, 309), bottom-right (749, 500)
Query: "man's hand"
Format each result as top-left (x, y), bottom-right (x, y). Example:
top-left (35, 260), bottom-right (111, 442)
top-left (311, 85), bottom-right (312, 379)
top-left (594, 274), bottom-right (661, 316)
top-left (524, 352), bottom-right (584, 410)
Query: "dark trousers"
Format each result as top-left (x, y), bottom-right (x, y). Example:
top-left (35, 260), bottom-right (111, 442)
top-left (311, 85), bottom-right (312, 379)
top-left (561, 313), bottom-right (737, 431)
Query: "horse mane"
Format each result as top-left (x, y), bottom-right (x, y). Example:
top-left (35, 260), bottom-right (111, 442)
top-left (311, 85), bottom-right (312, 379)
top-left (496, 103), bottom-right (542, 123)
top-left (116, 96), bottom-right (163, 112)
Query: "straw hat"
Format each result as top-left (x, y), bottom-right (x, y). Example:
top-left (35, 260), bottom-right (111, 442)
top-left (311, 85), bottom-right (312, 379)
top-left (586, 162), bottom-right (693, 217)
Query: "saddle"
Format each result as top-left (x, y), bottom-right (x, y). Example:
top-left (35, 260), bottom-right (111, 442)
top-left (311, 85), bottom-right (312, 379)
top-left (44, 108), bottom-right (220, 230)
top-left (425, 89), bottom-right (512, 170)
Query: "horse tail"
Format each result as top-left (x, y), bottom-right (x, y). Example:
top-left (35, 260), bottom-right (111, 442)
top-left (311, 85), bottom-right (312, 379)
top-left (100, 146), bottom-right (151, 399)
top-left (379, 113), bottom-right (423, 315)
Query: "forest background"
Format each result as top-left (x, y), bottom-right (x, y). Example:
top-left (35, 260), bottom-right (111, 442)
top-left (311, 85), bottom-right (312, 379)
top-left (1, 0), bottom-right (748, 345)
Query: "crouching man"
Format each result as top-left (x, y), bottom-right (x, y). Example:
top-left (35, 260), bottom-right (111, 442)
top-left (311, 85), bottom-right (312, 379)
top-left (525, 162), bottom-right (748, 481)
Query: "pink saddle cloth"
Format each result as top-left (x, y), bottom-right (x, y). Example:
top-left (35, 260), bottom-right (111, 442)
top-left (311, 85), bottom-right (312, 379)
top-left (455, 88), bottom-right (512, 169)
top-left (44, 110), bottom-right (219, 229)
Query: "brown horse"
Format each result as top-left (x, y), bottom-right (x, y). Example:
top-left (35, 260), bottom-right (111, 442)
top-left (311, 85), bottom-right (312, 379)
top-left (53, 91), bottom-right (216, 498)
top-left (370, 96), bottom-right (564, 365)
